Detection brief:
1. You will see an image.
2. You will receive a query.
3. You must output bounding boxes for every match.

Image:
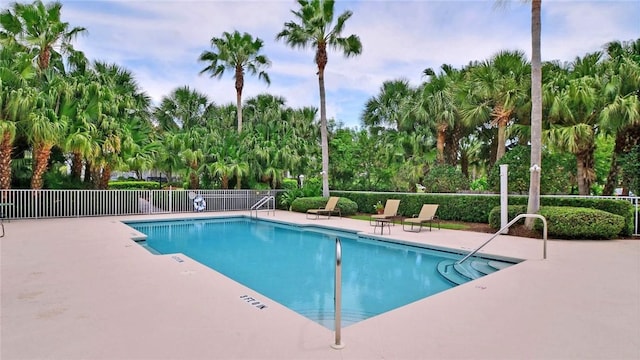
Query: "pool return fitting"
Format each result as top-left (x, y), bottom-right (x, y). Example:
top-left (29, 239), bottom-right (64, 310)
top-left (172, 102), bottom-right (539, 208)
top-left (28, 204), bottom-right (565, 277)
top-left (331, 237), bottom-right (344, 350)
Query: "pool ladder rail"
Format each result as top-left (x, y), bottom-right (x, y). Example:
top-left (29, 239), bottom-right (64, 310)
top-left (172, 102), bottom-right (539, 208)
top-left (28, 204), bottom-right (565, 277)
top-left (250, 195), bottom-right (276, 218)
top-left (441, 213), bottom-right (548, 284)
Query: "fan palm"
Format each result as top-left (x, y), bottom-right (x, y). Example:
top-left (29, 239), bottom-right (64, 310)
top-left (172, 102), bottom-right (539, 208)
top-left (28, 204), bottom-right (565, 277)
top-left (86, 62), bottom-right (150, 188)
top-left (462, 50), bottom-right (530, 163)
top-left (419, 65), bottom-right (461, 164)
top-left (600, 39), bottom-right (640, 195)
top-left (362, 79), bottom-right (414, 131)
top-left (154, 86), bottom-right (210, 131)
top-left (0, 0), bottom-right (86, 72)
top-left (199, 30), bottom-right (271, 133)
top-left (21, 70), bottom-right (71, 189)
top-left (277, 0), bottom-right (362, 197)
top-left (0, 45), bottom-right (35, 190)
top-left (545, 53), bottom-right (605, 195)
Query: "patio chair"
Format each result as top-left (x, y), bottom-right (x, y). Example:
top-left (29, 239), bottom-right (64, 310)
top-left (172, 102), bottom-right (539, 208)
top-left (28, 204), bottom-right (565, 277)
top-left (306, 196), bottom-right (341, 219)
top-left (402, 204), bottom-right (440, 232)
top-left (370, 199), bottom-right (401, 226)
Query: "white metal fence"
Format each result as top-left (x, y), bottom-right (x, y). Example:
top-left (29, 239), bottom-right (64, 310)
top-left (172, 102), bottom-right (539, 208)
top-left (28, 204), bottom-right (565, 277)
top-left (0, 189), bottom-right (279, 219)
top-left (0, 189), bottom-right (637, 235)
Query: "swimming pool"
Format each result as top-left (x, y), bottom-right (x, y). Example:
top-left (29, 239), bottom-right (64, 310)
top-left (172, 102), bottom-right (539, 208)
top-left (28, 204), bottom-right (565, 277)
top-left (126, 217), bottom-right (514, 329)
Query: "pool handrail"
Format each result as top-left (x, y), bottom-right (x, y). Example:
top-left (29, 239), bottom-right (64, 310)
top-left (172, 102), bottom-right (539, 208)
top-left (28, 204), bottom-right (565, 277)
top-left (331, 237), bottom-right (344, 350)
top-left (250, 195), bottom-right (275, 218)
top-left (457, 213), bottom-right (548, 265)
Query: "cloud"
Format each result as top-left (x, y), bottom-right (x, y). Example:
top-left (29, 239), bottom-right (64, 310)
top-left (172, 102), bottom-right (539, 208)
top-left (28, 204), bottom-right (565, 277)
top-left (57, 0), bottom-right (640, 128)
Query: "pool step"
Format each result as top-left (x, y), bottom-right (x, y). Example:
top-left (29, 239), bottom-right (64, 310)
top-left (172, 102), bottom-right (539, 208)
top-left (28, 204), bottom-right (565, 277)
top-left (437, 259), bottom-right (515, 285)
top-left (437, 260), bottom-right (471, 285)
top-left (296, 309), bottom-right (376, 330)
top-left (470, 260), bottom-right (497, 275)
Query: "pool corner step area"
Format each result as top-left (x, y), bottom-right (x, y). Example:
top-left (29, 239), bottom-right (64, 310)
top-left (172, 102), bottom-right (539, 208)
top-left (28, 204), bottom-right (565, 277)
top-left (437, 259), bottom-right (514, 285)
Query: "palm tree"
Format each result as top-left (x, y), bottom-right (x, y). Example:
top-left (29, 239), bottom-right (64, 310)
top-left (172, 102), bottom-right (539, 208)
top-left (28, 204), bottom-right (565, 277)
top-left (0, 0), bottom-right (86, 72)
top-left (600, 39), bottom-right (640, 195)
top-left (198, 30), bottom-right (271, 133)
top-left (545, 53), bottom-right (605, 195)
top-left (419, 65), bottom-right (461, 164)
top-left (86, 61), bottom-right (150, 189)
top-left (153, 86), bottom-right (210, 131)
top-left (207, 132), bottom-right (249, 189)
top-left (462, 50), bottom-right (530, 163)
top-left (0, 45), bottom-right (35, 190)
top-left (362, 79), bottom-right (414, 131)
top-left (65, 65), bottom-right (100, 182)
top-left (277, 0), bottom-right (362, 197)
top-left (21, 70), bottom-right (71, 189)
top-left (525, 0), bottom-right (542, 229)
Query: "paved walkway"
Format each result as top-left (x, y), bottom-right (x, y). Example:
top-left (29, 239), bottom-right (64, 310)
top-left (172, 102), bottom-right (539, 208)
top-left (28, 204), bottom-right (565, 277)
top-left (1, 211), bottom-right (639, 359)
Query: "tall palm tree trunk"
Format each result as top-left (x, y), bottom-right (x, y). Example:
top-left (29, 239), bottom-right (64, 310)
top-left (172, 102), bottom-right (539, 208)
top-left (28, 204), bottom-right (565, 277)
top-left (91, 166), bottom-right (102, 189)
top-left (526, 0), bottom-right (542, 228)
top-left (189, 163), bottom-right (199, 189)
top-left (71, 152), bottom-right (83, 181)
top-left (235, 66), bottom-right (244, 133)
top-left (31, 143), bottom-right (52, 190)
top-left (221, 175), bottom-right (229, 189)
top-left (495, 112), bottom-right (509, 161)
top-left (0, 133), bottom-right (13, 189)
top-left (603, 125), bottom-right (640, 195)
top-left (436, 123), bottom-right (447, 164)
top-left (318, 46), bottom-right (330, 197)
top-left (576, 148), bottom-right (594, 195)
top-left (84, 162), bottom-right (92, 185)
top-left (100, 165), bottom-right (111, 189)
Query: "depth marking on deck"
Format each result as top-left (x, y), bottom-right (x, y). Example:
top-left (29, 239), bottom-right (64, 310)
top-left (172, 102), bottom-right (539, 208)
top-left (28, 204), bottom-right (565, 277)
top-left (240, 295), bottom-right (268, 310)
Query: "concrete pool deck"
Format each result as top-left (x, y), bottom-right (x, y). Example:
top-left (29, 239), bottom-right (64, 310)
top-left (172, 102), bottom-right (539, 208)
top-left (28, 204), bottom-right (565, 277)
top-left (1, 211), bottom-right (638, 359)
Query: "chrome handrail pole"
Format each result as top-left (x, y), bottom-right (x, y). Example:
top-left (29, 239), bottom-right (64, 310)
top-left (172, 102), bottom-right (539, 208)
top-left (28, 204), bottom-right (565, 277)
top-left (457, 213), bottom-right (548, 265)
top-left (331, 237), bottom-right (344, 349)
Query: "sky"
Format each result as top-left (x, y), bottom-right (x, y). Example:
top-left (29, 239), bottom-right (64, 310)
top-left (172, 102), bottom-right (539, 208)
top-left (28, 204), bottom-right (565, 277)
top-left (32, 0), bottom-right (640, 128)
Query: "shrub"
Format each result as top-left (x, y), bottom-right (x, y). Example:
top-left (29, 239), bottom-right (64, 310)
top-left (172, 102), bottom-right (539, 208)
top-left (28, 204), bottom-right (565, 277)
top-left (488, 205), bottom-right (528, 229)
top-left (470, 177), bottom-right (488, 192)
top-left (281, 178), bottom-right (299, 190)
top-left (280, 188), bottom-right (302, 209)
top-left (620, 144), bottom-right (640, 195)
top-left (535, 206), bottom-right (625, 240)
top-left (302, 177), bottom-right (322, 197)
top-left (290, 196), bottom-right (358, 216)
top-left (490, 205), bottom-right (625, 239)
top-left (250, 182), bottom-right (271, 190)
top-left (487, 145), bottom-right (574, 194)
top-left (422, 164), bottom-right (469, 193)
top-left (331, 191), bottom-right (633, 237)
top-left (537, 197), bottom-right (634, 237)
top-left (108, 181), bottom-right (160, 190)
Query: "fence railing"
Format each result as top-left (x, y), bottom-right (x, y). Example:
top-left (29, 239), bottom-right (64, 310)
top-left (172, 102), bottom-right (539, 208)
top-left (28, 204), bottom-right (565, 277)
top-left (1, 189), bottom-right (637, 236)
top-left (0, 189), bottom-right (280, 220)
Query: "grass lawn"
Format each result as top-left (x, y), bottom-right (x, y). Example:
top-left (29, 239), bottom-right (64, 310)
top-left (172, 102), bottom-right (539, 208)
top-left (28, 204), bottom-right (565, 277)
top-left (349, 214), bottom-right (469, 231)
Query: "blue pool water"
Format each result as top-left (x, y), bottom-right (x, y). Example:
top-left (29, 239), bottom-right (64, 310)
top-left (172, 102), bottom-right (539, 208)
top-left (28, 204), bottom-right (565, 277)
top-left (126, 217), bottom-right (470, 328)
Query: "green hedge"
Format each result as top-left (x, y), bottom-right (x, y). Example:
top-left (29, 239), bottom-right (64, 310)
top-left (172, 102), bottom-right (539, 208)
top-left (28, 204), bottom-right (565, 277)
top-left (488, 205), bottom-right (528, 229)
top-left (535, 206), bottom-right (625, 239)
top-left (488, 205), bottom-right (626, 239)
top-left (332, 191), bottom-right (634, 236)
top-left (108, 181), bottom-right (160, 190)
top-left (537, 197), bottom-right (634, 236)
top-left (290, 196), bottom-right (358, 216)
top-left (331, 191), bottom-right (500, 222)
